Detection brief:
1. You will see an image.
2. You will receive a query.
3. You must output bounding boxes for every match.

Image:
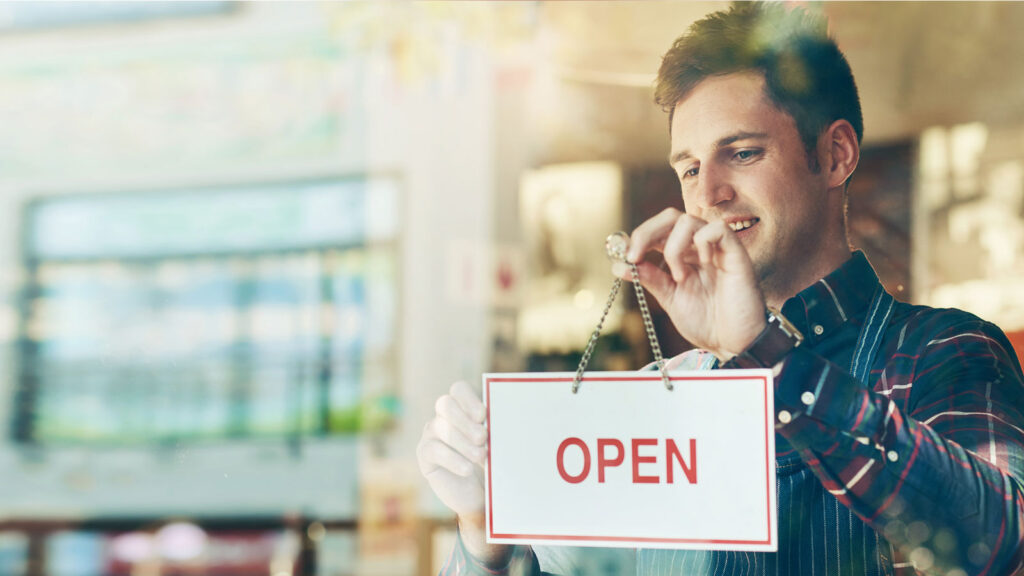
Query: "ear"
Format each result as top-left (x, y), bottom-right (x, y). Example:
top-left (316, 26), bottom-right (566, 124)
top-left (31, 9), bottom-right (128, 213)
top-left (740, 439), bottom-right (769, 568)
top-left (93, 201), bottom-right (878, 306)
top-left (822, 119), bottom-right (860, 189)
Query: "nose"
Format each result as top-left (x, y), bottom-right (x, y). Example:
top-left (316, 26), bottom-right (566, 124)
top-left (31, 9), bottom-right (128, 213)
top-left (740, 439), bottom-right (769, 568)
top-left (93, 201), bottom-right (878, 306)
top-left (684, 164), bottom-right (735, 214)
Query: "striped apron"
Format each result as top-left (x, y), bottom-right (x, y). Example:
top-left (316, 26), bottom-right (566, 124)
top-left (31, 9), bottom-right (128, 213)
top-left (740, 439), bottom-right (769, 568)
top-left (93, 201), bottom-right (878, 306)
top-left (633, 288), bottom-right (898, 576)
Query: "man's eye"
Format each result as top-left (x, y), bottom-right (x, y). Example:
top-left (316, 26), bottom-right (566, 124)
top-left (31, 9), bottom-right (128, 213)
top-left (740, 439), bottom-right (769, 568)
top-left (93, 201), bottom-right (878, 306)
top-left (683, 166), bottom-right (699, 178)
top-left (734, 149), bottom-right (760, 161)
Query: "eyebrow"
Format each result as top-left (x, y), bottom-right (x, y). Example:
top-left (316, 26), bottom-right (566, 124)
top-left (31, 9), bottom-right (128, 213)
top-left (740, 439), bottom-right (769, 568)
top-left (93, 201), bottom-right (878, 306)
top-left (668, 131), bottom-right (770, 166)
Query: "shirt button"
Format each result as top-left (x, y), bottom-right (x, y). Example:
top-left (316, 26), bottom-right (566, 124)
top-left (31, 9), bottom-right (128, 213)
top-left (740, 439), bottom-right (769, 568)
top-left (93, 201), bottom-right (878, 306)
top-left (778, 410), bottom-right (792, 424)
top-left (887, 450), bottom-right (899, 463)
top-left (801, 391), bottom-right (815, 405)
top-left (813, 324), bottom-right (824, 336)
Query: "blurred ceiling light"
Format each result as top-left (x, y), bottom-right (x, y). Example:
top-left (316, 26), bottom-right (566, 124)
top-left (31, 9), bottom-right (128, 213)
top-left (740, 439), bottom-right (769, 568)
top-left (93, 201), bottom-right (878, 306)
top-left (987, 161), bottom-right (1024, 210)
top-left (574, 289), bottom-right (594, 310)
top-left (918, 127), bottom-right (950, 209)
top-left (919, 127), bottom-right (948, 179)
top-left (981, 221), bottom-right (1021, 271)
top-left (948, 201), bottom-right (984, 244)
top-left (951, 123), bottom-right (989, 177)
top-left (156, 522), bottom-right (207, 562)
top-left (950, 122), bottom-right (988, 199)
top-left (307, 521), bottom-right (326, 542)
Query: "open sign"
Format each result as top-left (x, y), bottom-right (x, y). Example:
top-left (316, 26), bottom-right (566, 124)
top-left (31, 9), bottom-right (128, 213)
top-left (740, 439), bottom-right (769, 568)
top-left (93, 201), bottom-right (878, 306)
top-left (483, 371), bottom-right (777, 551)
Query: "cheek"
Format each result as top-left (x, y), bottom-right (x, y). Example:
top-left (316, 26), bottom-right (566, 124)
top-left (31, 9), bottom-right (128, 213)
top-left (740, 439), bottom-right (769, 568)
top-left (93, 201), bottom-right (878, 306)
top-left (680, 189), bottom-right (700, 217)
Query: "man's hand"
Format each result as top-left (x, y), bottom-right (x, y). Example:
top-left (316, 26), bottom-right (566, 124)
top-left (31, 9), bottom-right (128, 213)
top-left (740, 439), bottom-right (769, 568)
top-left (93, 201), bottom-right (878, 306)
top-left (615, 208), bottom-right (767, 361)
top-left (417, 381), bottom-right (511, 564)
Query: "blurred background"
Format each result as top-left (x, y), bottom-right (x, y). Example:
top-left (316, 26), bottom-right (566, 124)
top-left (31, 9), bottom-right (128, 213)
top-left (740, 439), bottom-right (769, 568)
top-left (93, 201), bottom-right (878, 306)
top-left (0, 1), bottom-right (1022, 575)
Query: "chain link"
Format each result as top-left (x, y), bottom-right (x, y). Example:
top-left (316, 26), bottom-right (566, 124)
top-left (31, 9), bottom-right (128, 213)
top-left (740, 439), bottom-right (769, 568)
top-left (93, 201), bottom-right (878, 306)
top-left (572, 277), bottom-right (623, 393)
top-left (630, 261), bottom-right (673, 391)
top-left (572, 234), bottom-right (673, 393)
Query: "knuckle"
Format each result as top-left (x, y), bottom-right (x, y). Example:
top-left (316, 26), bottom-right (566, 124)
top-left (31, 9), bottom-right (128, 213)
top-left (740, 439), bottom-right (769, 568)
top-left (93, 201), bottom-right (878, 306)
top-left (416, 439), bottom-right (436, 468)
top-left (427, 440), bottom-right (448, 461)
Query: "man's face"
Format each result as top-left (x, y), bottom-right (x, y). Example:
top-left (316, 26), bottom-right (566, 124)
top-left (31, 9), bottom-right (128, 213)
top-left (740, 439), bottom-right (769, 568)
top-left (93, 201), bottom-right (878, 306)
top-left (669, 72), bottom-right (831, 287)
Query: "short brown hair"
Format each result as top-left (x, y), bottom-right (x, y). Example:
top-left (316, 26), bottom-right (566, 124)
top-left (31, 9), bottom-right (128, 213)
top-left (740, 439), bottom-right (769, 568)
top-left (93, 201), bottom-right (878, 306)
top-left (655, 2), bottom-right (863, 160)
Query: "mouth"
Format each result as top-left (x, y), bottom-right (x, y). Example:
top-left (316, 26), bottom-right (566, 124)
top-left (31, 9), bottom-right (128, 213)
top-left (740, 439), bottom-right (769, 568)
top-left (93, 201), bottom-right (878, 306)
top-left (727, 218), bottom-right (760, 233)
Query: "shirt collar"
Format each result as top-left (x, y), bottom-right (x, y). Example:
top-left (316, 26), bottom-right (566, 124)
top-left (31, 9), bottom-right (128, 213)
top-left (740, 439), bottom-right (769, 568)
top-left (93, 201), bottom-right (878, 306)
top-left (779, 251), bottom-right (881, 346)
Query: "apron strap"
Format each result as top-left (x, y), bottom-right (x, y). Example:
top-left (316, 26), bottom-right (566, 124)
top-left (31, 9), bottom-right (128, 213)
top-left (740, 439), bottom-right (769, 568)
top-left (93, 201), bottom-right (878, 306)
top-left (850, 286), bottom-right (896, 385)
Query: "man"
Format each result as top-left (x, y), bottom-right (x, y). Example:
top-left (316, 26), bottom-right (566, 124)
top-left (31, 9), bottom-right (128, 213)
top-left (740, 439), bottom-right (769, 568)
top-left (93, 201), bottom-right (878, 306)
top-left (417, 3), bottom-right (1024, 575)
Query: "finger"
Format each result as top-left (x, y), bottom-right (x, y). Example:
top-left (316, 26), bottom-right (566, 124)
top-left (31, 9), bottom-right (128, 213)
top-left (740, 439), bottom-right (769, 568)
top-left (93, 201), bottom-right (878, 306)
top-left (626, 207), bottom-right (684, 263)
top-left (435, 395), bottom-right (488, 446)
top-left (612, 259), bottom-right (670, 293)
top-left (629, 260), bottom-right (679, 310)
top-left (433, 417), bottom-right (487, 467)
top-left (611, 261), bottom-right (630, 280)
top-left (449, 380), bottom-right (486, 424)
top-left (692, 220), bottom-right (749, 271)
top-left (418, 438), bottom-right (477, 477)
top-left (663, 215), bottom-right (705, 283)
top-left (416, 426), bottom-right (439, 475)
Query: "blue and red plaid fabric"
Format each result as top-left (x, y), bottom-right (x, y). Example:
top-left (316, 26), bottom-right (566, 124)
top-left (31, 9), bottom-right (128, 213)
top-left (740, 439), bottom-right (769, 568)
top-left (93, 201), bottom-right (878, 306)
top-left (442, 252), bottom-right (1024, 575)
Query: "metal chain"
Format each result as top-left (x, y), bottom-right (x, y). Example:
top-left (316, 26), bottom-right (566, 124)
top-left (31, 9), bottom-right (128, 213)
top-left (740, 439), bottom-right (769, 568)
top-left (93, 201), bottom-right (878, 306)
top-left (572, 277), bottom-right (623, 393)
top-left (629, 261), bottom-right (673, 391)
top-left (572, 232), bottom-right (673, 393)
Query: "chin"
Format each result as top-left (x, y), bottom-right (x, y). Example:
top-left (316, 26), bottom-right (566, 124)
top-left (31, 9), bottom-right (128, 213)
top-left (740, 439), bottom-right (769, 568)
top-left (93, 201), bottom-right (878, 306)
top-left (749, 253), bottom-right (778, 285)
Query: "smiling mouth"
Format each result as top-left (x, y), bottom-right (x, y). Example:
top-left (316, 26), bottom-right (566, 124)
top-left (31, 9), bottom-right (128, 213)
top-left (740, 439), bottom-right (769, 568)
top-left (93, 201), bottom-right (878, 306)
top-left (727, 218), bottom-right (759, 232)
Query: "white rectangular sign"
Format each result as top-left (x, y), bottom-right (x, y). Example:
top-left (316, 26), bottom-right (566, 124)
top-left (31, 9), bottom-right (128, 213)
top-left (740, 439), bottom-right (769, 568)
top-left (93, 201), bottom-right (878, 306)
top-left (484, 370), bottom-right (776, 551)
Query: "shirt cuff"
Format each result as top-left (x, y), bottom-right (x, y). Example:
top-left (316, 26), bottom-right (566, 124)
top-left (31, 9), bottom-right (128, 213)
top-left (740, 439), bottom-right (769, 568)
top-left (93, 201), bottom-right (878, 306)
top-left (771, 347), bottom-right (897, 460)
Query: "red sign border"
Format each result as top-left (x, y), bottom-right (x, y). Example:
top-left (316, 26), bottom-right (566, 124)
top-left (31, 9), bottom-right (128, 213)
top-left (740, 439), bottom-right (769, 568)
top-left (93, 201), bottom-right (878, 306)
top-left (485, 373), bottom-right (774, 547)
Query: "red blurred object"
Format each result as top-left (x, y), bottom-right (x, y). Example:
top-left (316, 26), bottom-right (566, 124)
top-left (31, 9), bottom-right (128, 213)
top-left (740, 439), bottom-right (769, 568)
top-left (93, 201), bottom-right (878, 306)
top-left (1007, 331), bottom-right (1024, 369)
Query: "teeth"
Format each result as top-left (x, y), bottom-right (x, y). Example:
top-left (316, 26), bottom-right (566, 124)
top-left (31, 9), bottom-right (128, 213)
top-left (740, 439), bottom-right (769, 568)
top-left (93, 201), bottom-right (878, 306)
top-left (728, 219), bottom-right (758, 232)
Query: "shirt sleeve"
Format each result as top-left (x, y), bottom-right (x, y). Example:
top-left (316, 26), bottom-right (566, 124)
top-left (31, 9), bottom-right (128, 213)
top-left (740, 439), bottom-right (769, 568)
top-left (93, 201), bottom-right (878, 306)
top-left (765, 314), bottom-right (1024, 576)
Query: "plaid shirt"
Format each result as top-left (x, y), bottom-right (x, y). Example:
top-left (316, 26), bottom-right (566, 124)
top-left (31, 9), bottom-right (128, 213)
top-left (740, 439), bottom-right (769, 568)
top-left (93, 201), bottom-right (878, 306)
top-left (442, 252), bottom-right (1024, 575)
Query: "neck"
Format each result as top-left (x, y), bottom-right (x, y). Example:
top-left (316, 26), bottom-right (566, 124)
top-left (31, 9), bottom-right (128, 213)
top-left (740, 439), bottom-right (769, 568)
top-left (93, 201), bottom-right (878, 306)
top-left (761, 240), bottom-right (852, 310)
